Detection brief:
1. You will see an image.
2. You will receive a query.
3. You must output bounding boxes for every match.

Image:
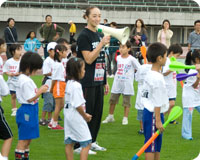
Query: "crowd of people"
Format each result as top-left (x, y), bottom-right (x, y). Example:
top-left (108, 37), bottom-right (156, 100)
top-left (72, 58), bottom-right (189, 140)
top-left (1, 5), bottom-right (200, 160)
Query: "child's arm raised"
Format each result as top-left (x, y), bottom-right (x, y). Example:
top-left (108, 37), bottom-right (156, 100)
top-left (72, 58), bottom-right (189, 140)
top-left (76, 106), bottom-right (92, 122)
top-left (155, 107), bottom-right (164, 133)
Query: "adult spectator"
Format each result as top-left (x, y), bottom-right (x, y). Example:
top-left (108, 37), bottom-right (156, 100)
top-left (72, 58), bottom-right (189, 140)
top-left (68, 20), bottom-right (76, 44)
top-left (4, 18), bottom-right (18, 59)
top-left (39, 15), bottom-right (65, 58)
top-left (77, 6), bottom-right (110, 153)
top-left (103, 19), bottom-right (109, 26)
top-left (157, 19), bottom-right (173, 48)
top-left (188, 20), bottom-right (200, 51)
top-left (130, 19), bottom-right (148, 63)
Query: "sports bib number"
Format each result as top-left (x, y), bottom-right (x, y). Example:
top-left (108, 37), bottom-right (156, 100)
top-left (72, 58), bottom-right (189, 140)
top-left (94, 63), bottom-right (105, 81)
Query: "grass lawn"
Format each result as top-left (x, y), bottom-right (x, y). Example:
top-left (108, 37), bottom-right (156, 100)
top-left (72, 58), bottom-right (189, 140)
top-left (1, 75), bottom-right (200, 160)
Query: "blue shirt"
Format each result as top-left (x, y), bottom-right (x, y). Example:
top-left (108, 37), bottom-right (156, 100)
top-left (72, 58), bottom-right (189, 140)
top-left (24, 38), bottom-right (41, 53)
top-left (188, 31), bottom-right (200, 50)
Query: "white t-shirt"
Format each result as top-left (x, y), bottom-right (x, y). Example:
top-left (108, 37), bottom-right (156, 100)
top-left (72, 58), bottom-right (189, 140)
top-left (64, 80), bottom-right (91, 142)
top-left (42, 57), bottom-right (54, 91)
top-left (0, 56), bottom-right (3, 75)
top-left (141, 70), bottom-right (169, 113)
top-left (182, 69), bottom-right (200, 108)
top-left (61, 58), bottom-right (68, 70)
top-left (0, 75), bottom-right (9, 102)
top-left (111, 55), bottom-right (140, 95)
top-left (52, 61), bottom-right (66, 81)
top-left (3, 58), bottom-right (20, 91)
top-left (162, 57), bottom-right (177, 98)
top-left (135, 64), bottom-right (152, 110)
top-left (16, 74), bottom-right (38, 105)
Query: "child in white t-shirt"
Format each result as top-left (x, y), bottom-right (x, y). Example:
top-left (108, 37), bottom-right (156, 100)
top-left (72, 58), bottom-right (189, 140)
top-left (3, 44), bottom-right (22, 116)
top-left (15, 52), bottom-right (48, 160)
top-left (49, 44), bottom-right (68, 130)
top-left (182, 49), bottom-right (200, 140)
top-left (141, 42), bottom-right (169, 160)
top-left (162, 44), bottom-right (183, 124)
top-left (102, 41), bottom-right (140, 125)
top-left (64, 57), bottom-right (92, 160)
top-left (40, 42), bottom-right (57, 126)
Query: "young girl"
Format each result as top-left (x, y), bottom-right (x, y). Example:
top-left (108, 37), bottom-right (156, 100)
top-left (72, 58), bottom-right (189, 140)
top-left (102, 41), bottom-right (140, 125)
top-left (24, 31), bottom-right (41, 53)
top-left (49, 44), bottom-right (68, 130)
top-left (64, 57), bottom-right (92, 160)
top-left (15, 52), bottom-right (48, 160)
top-left (182, 49), bottom-right (200, 140)
top-left (3, 44), bottom-right (22, 116)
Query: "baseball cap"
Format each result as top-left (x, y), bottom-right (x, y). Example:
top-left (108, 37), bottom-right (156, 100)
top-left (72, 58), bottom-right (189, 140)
top-left (47, 42), bottom-right (57, 52)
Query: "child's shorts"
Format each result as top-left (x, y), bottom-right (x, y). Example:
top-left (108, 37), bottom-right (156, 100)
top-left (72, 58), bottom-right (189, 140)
top-left (109, 93), bottom-right (131, 107)
top-left (64, 137), bottom-right (92, 148)
top-left (137, 110), bottom-right (143, 121)
top-left (0, 106), bottom-right (13, 140)
top-left (43, 92), bottom-right (55, 112)
top-left (53, 81), bottom-right (66, 98)
top-left (16, 103), bottom-right (39, 140)
top-left (143, 108), bottom-right (164, 153)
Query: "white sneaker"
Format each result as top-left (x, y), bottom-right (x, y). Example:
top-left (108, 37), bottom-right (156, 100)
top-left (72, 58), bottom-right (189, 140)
top-left (11, 108), bottom-right (17, 116)
top-left (91, 142), bottom-right (106, 151)
top-left (74, 147), bottom-right (96, 155)
top-left (102, 115), bottom-right (115, 124)
top-left (193, 153), bottom-right (200, 160)
top-left (110, 74), bottom-right (115, 78)
top-left (122, 117), bottom-right (128, 125)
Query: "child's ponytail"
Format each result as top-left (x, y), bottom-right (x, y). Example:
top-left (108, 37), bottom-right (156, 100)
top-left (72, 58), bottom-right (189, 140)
top-left (54, 44), bottom-right (67, 62)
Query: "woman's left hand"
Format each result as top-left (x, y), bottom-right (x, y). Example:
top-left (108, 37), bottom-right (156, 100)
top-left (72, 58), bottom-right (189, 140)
top-left (104, 83), bottom-right (109, 95)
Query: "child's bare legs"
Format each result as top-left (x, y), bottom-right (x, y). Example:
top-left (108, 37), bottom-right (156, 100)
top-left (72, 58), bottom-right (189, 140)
top-left (41, 111), bottom-right (47, 120)
top-left (16, 140), bottom-right (31, 150)
top-left (109, 104), bottom-right (116, 115)
top-left (102, 103), bottom-right (116, 123)
top-left (168, 100), bottom-right (175, 115)
top-left (124, 106), bottom-right (130, 117)
top-left (48, 112), bottom-right (52, 120)
top-left (1, 138), bottom-right (12, 157)
top-left (65, 144), bottom-right (74, 160)
top-left (145, 152), bottom-right (160, 160)
top-left (140, 120), bottom-right (143, 130)
top-left (80, 144), bottom-right (91, 160)
top-left (11, 93), bottom-right (17, 109)
top-left (52, 98), bottom-right (64, 127)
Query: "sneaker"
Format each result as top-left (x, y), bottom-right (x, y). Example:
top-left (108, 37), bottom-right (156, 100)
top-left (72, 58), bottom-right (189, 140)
top-left (170, 120), bottom-right (179, 124)
top-left (102, 115), bottom-right (115, 124)
top-left (48, 123), bottom-right (52, 129)
top-left (91, 142), bottom-right (106, 151)
top-left (122, 117), bottom-right (128, 125)
top-left (74, 147), bottom-right (97, 155)
top-left (193, 153), bottom-right (200, 160)
top-left (182, 136), bottom-right (193, 140)
top-left (39, 119), bottom-right (47, 126)
top-left (138, 129), bottom-right (144, 134)
top-left (11, 109), bottom-right (17, 116)
top-left (51, 124), bottom-right (64, 130)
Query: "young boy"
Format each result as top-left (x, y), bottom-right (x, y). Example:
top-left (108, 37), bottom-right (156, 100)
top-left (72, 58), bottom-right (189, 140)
top-left (141, 42), bottom-right (169, 160)
top-left (40, 42), bottom-right (57, 126)
top-left (162, 44), bottom-right (183, 124)
top-left (0, 38), bottom-right (13, 160)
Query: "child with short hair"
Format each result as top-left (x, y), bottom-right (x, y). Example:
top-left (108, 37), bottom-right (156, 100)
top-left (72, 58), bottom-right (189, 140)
top-left (49, 44), bottom-right (68, 130)
top-left (182, 49), bottom-right (200, 140)
top-left (162, 44), bottom-right (183, 124)
top-left (3, 43), bottom-right (22, 116)
top-left (102, 41), bottom-right (140, 125)
top-left (0, 38), bottom-right (13, 160)
top-left (141, 42), bottom-right (169, 160)
top-left (15, 52), bottom-right (48, 160)
top-left (39, 42), bottom-right (57, 126)
top-left (64, 57), bottom-right (92, 160)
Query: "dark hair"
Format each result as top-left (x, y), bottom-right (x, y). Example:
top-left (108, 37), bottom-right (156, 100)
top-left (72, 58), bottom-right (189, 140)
top-left (185, 49), bottom-right (200, 66)
top-left (83, 6), bottom-right (98, 19)
top-left (194, 20), bottom-right (200, 25)
top-left (147, 42), bottom-right (167, 63)
top-left (119, 40), bottom-right (133, 56)
top-left (104, 19), bottom-right (108, 23)
top-left (110, 22), bottom-right (117, 27)
top-left (167, 44), bottom-right (183, 56)
top-left (7, 18), bottom-right (15, 24)
top-left (45, 15), bottom-right (52, 19)
top-left (54, 44), bottom-right (68, 62)
top-left (26, 31), bottom-right (36, 39)
top-left (162, 19), bottom-right (170, 29)
top-left (66, 57), bottom-right (85, 81)
top-left (19, 52), bottom-right (43, 74)
top-left (71, 43), bottom-right (77, 53)
top-left (9, 44), bottom-right (22, 56)
top-left (56, 38), bottom-right (69, 45)
top-left (135, 19), bottom-right (146, 29)
top-left (0, 38), bottom-right (5, 46)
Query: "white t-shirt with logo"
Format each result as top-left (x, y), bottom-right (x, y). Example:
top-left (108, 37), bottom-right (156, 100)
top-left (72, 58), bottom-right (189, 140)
top-left (0, 75), bottom-right (9, 102)
top-left (162, 57), bottom-right (177, 99)
top-left (0, 56), bottom-right (3, 75)
top-left (135, 64), bottom-right (152, 110)
top-left (111, 55), bottom-right (140, 95)
top-left (3, 58), bottom-right (20, 91)
top-left (182, 69), bottom-right (200, 108)
top-left (64, 80), bottom-right (92, 142)
top-left (141, 70), bottom-right (169, 113)
top-left (16, 74), bottom-right (38, 105)
top-left (52, 61), bottom-right (66, 81)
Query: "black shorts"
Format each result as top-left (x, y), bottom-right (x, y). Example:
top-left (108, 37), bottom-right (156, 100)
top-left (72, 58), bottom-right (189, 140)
top-left (0, 106), bottom-right (13, 140)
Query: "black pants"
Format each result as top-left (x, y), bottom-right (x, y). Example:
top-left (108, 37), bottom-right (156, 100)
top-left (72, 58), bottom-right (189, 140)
top-left (43, 44), bottom-right (49, 59)
top-left (6, 45), bottom-right (12, 59)
top-left (83, 85), bottom-right (104, 143)
top-left (70, 33), bottom-right (76, 44)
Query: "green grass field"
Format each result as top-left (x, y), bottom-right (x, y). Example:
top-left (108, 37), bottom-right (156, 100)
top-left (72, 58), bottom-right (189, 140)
top-left (1, 75), bottom-right (200, 160)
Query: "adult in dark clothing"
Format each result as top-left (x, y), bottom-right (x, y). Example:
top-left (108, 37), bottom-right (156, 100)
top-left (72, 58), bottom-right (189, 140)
top-left (39, 15), bottom-right (65, 58)
top-left (4, 18), bottom-right (18, 59)
top-left (77, 6), bottom-right (110, 153)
